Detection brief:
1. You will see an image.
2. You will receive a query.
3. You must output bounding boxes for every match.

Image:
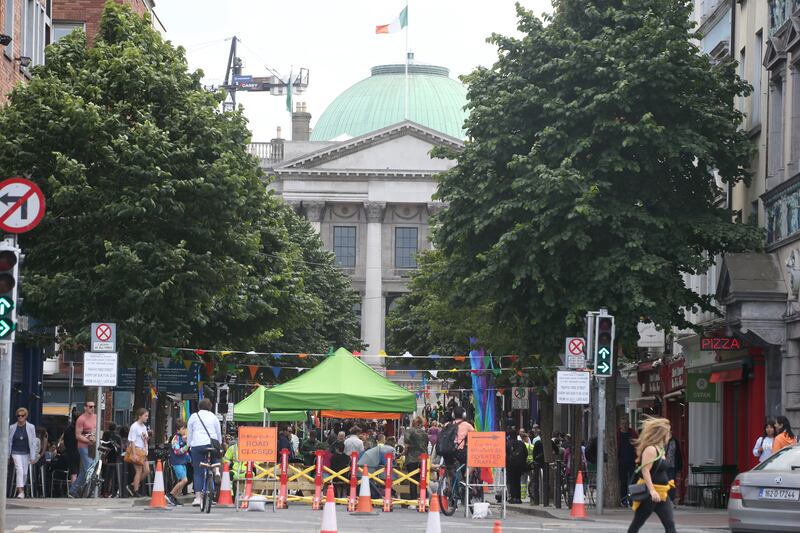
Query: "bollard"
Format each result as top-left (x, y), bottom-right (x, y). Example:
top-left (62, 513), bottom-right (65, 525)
top-left (417, 453), bottom-right (428, 512)
top-left (383, 453), bottom-right (394, 512)
top-left (277, 449), bottom-right (289, 509)
top-left (312, 450), bottom-right (324, 510)
top-left (554, 460), bottom-right (562, 509)
top-left (347, 452), bottom-right (358, 512)
top-left (542, 463), bottom-right (550, 507)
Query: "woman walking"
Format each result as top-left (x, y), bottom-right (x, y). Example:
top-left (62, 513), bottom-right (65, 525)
top-left (627, 417), bottom-right (676, 533)
top-left (8, 407), bottom-right (38, 498)
top-left (772, 416), bottom-right (797, 453)
top-left (753, 422), bottom-right (776, 463)
top-left (126, 408), bottom-right (150, 496)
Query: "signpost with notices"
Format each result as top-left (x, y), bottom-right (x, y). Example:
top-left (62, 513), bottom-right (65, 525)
top-left (556, 370), bottom-right (591, 404)
top-left (511, 386), bottom-right (529, 410)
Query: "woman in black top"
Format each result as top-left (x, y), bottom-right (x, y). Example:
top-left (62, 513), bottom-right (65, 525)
top-left (628, 417), bottom-right (676, 533)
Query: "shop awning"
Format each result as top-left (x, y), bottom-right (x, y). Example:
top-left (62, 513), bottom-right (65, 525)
top-left (709, 368), bottom-right (743, 383)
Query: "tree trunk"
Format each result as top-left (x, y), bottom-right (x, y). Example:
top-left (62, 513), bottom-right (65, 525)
top-left (133, 366), bottom-right (146, 413)
top-left (602, 371), bottom-right (620, 508)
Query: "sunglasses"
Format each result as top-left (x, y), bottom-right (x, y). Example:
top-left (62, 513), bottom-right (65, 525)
top-left (16, 414), bottom-right (25, 418)
top-left (86, 405), bottom-right (95, 408)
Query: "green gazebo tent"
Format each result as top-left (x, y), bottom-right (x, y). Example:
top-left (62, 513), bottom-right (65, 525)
top-left (233, 385), bottom-right (306, 424)
top-left (263, 347), bottom-right (416, 413)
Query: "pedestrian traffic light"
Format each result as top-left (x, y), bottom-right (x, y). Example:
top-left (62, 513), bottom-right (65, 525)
top-left (594, 314), bottom-right (614, 378)
top-left (0, 244), bottom-right (18, 340)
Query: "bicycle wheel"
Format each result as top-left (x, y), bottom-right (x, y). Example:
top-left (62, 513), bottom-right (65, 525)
top-left (437, 472), bottom-right (456, 516)
top-left (202, 472), bottom-right (214, 513)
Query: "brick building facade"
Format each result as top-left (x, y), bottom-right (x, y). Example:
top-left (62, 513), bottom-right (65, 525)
top-left (52, 0), bottom-right (155, 46)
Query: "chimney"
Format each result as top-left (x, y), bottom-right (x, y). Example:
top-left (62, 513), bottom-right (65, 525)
top-left (291, 101), bottom-right (312, 141)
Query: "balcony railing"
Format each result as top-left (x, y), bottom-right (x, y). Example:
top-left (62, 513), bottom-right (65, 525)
top-left (247, 141), bottom-right (285, 167)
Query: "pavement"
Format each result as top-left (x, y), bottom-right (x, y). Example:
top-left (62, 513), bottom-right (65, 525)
top-left (1, 497), bottom-right (730, 532)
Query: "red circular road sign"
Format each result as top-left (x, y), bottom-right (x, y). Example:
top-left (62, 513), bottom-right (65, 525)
top-left (0, 177), bottom-right (46, 234)
top-left (95, 323), bottom-right (112, 342)
top-left (568, 338), bottom-right (585, 355)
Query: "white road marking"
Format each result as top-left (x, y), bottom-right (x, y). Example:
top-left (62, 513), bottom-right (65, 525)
top-left (13, 526), bottom-right (39, 531)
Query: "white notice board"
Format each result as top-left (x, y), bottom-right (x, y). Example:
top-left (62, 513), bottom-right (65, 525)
top-left (556, 371), bottom-right (590, 404)
top-left (83, 352), bottom-right (118, 387)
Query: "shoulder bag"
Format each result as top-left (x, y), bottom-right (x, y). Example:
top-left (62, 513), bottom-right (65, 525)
top-left (197, 412), bottom-right (223, 455)
top-left (628, 447), bottom-right (665, 501)
top-left (124, 425), bottom-right (147, 465)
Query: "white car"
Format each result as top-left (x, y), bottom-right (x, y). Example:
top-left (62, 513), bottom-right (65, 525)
top-left (727, 444), bottom-right (800, 532)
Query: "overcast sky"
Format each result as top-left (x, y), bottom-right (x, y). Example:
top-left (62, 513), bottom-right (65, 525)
top-left (156, 0), bottom-right (553, 141)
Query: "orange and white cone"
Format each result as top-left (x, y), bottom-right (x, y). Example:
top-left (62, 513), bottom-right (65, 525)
top-left (146, 460), bottom-right (170, 510)
top-left (491, 520), bottom-right (503, 532)
top-left (217, 462), bottom-right (234, 507)
top-left (570, 471), bottom-right (588, 519)
top-left (320, 485), bottom-right (338, 533)
top-left (425, 492), bottom-right (441, 533)
top-left (351, 466), bottom-right (375, 514)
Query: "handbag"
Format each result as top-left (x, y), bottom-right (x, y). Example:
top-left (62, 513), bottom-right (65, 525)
top-left (124, 442), bottom-right (146, 465)
top-left (197, 413), bottom-right (223, 455)
top-left (628, 448), bottom-right (665, 502)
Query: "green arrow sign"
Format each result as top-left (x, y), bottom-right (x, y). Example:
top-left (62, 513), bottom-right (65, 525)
top-left (0, 318), bottom-right (14, 339)
top-left (598, 361), bottom-right (610, 373)
top-left (0, 296), bottom-right (14, 316)
top-left (598, 347), bottom-right (610, 357)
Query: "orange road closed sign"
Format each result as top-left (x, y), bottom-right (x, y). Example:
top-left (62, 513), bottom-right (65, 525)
top-left (238, 426), bottom-right (278, 463)
top-left (467, 431), bottom-right (506, 468)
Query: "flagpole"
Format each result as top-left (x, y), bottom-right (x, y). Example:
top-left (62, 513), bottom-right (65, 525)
top-left (404, 0), bottom-right (409, 121)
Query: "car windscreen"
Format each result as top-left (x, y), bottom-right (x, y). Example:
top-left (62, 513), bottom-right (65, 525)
top-left (754, 445), bottom-right (800, 471)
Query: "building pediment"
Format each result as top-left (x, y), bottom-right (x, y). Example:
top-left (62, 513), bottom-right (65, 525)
top-left (275, 121), bottom-right (463, 174)
top-left (764, 36), bottom-right (788, 70)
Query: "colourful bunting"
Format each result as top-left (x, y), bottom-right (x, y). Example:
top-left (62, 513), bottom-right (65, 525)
top-left (387, 370), bottom-right (397, 376)
top-left (454, 355), bottom-right (466, 362)
top-left (220, 351), bottom-right (232, 357)
top-left (194, 349), bottom-right (206, 356)
top-left (298, 353), bottom-right (307, 359)
top-left (204, 362), bottom-right (215, 378)
top-left (170, 348), bottom-right (180, 358)
top-left (352, 351), bottom-right (361, 358)
top-left (271, 366), bottom-right (281, 378)
top-left (273, 353), bottom-right (282, 359)
top-left (378, 350), bottom-right (387, 357)
top-left (183, 359), bottom-right (193, 371)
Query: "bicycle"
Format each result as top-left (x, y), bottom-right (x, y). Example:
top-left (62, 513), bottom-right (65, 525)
top-left (199, 449), bottom-right (220, 513)
top-left (79, 440), bottom-right (114, 498)
top-left (436, 457), bottom-right (483, 517)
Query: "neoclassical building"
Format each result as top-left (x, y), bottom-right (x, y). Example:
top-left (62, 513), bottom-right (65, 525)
top-left (250, 63), bottom-right (467, 363)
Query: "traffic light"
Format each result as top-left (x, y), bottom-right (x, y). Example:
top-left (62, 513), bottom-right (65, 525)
top-left (0, 244), bottom-right (18, 340)
top-left (594, 314), bottom-right (614, 377)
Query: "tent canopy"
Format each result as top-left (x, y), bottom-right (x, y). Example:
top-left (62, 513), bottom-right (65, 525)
top-left (233, 386), bottom-right (307, 422)
top-left (264, 348), bottom-right (417, 413)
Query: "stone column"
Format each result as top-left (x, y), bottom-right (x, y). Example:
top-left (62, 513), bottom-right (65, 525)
top-left (303, 201), bottom-right (326, 233)
top-left (784, 339), bottom-right (800, 428)
top-left (768, 73), bottom-right (786, 186)
top-left (362, 202), bottom-right (386, 365)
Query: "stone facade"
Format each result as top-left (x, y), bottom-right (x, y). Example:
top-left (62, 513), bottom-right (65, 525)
top-left (260, 121), bottom-right (462, 363)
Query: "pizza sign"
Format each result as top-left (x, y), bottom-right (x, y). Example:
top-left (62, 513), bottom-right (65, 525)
top-left (700, 337), bottom-right (742, 351)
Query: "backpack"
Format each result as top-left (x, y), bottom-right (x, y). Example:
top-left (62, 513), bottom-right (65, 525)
top-left (508, 439), bottom-right (528, 468)
top-left (435, 421), bottom-right (463, 458)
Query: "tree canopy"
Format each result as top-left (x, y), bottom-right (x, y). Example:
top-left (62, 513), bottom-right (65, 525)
top-left (429, 0), bottom-right (762, 355)
top-left (0, 2), bottom-right (360, 367)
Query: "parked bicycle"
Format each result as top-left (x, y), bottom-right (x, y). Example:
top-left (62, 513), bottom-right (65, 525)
top-left (77, 440), bottom-right (115, 498)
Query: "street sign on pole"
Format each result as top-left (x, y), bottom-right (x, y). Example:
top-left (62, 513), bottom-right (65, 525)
top-left (83, 352), bottom-right (118, 387)
top-left (556, 371), bottom-right (591, 404)
top-left (91, 322), bottom-right (116, 353)
top-left (511, 387), bottom-right (528, 410)
top-left (593, 311), bottom-right (615, 378)
top-left (565, 337), bottom-right (586, 368)
top-left (0, 177), bottom-right (46, 234)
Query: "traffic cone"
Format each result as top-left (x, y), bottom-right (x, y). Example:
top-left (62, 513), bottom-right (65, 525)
top-left (570, 470), bottom-right (588, 519)
top-left (491, 520), bottom-right (503, 532)
top-left (217, 462), bottom-right (234, 507)
top-left (352, 466), bottom-right (375, 514)
top-left (425, 492), bottom-right (441, 533)
top-left (320, 485), bottom-right (338, 533)
top-left (146, 460), bottom-right (170, 511)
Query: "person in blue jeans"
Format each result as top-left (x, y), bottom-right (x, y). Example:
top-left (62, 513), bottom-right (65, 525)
top-left (168, 420), bottom-right (190, 506)
top-left (187, 399), bottom-right (221, 506)
top-left (69, 401), bottom-right (97, 497)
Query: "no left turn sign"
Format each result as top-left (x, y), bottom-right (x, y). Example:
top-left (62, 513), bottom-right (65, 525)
top-left (0, 177), bottom-right (45, 234)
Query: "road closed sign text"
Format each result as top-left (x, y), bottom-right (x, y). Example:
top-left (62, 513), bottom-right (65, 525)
top-left (238, 426), bottom-right (278, 463)
top-left (556, 370), bottom-right (590, 404)
top-left (467, 431), bottom-right (506, 468)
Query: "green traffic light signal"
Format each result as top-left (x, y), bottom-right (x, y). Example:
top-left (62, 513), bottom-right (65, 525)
top-left (595, 315), bottom-right (614, 377)
top-left (0, 318), bottom-right (14, 339)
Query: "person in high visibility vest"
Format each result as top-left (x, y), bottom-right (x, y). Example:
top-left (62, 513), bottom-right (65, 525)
top-left (223, 438), bottom-right (246, 493)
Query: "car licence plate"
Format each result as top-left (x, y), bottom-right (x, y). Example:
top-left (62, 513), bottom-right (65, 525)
top-left (759, 488), bottom-right (800, 500)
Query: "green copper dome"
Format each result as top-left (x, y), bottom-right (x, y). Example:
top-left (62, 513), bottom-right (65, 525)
top-left (310, 64), bottom-right (468, 141)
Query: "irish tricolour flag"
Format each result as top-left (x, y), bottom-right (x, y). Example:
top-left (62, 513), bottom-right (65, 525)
top-left (376, 6), bottom-right (408, 34)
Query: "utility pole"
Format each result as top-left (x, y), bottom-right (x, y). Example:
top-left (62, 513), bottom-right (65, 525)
top-left (0, 237), bottom-right (21, 531)
top-left (592, 307), bottom-right (615, 515)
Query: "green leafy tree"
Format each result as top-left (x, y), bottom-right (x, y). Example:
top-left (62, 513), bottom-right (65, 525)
top-left (428, 0), bottom-right (763, 504)
top-left (0, 3), bottom-right (332, 404)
